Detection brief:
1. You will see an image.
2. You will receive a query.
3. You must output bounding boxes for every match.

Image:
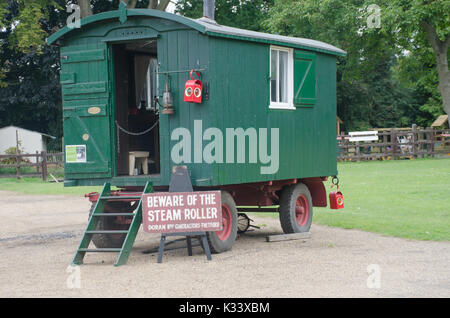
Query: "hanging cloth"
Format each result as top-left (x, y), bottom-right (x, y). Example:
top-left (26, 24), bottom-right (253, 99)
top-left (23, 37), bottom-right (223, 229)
top-left (134, 54), bottom-right (152, 108)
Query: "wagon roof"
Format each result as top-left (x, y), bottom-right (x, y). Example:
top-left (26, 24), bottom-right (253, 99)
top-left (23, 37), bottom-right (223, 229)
top-left (194, 17), bottom-right (346, 56)
top-left (47, 8), bottom-right (346, 57)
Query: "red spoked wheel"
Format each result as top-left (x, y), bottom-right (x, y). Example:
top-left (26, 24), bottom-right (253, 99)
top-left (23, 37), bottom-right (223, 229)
top-left (216, 203), bottom-right (232, 241)
top-left (279, 183), bottom-right (313, 234)
top-left (295, 194), bottom-right (310, 227)
top-left (206, 191), bottom-right (237, 253)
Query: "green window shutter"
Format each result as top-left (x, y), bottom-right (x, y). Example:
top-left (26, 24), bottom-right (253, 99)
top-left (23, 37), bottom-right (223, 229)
top-left (294, 51), bottom-right (316, 107)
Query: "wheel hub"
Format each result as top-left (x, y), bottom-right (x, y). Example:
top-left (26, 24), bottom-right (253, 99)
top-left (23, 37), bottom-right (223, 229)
top-left (295, 195), bottom-right (309, 227)
top-left (216, 204), bottom-right (232, 241)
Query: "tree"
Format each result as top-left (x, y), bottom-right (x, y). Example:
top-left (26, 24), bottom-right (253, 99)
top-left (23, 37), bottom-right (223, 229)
top-left (393, 37), bottom-right (443, 127)
top-left (145, 0), bottom-right (171, 10)
top-left (0, 0), bottom-right (171, 148)
top-left (75, 0), bottom-right (171, 18)
top-left (382, 0), bottom-right (450, 125)
top-left (1, 0), bottom-right (63, 52)
top-left (0, 0), bottom-right (65, 148)
top-left (264, 0), bottom-right (449, 130)
top-left (77, 0), bottom-right (93, 17)
top-left (264, 0), bottom-right (414, 131)
top-left (176, 0), bottom-right (274, 32)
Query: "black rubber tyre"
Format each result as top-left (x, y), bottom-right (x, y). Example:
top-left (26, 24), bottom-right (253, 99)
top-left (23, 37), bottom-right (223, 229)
top-left (89, 201), bottom-right (133, 248)
top-left (279, 183), bottom-right (313, 234)
top-left (206, 191), bottom-right (238, 254)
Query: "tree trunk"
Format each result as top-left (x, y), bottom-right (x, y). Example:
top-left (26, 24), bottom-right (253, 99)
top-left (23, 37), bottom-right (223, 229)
top-left (438, 65), bottom-right (450, 127)
top-left (148, 0), bottom-right (170, 11)
top-left (77, 0), bottom-right (169, 17)
top-left (77, 0), bottom-right (93, 18)
top-left (156, 0), bottom-right (171, 11)
top-left (422, 21), bottom-right (450, 126)
top-left (127, 0), bottom-right (138, 8)
top-left (148, 0), bottom-right (158, 9)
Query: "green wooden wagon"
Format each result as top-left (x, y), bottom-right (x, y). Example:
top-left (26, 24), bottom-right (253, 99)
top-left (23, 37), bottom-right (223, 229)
top-left (48, 2), bottom-right (346, 263)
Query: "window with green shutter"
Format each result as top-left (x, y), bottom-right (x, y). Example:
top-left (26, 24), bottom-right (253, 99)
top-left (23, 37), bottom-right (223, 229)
top-left (294, 51), bottom-right (316, 107)
top-left (269, 45), bottom-right (294, 110)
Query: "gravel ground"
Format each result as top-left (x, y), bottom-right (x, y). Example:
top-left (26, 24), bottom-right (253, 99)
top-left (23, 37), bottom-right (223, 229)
top-left (0, 190), bottom-right (449, 298)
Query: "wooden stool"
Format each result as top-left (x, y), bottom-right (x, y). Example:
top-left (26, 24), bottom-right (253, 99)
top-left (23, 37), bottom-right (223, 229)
top-left (129, 151), bottom-right (149, 175)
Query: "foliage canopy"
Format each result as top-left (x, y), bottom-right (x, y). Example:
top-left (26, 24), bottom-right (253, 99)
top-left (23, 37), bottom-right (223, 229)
top-left (0, 0), bottom-right (447, 148)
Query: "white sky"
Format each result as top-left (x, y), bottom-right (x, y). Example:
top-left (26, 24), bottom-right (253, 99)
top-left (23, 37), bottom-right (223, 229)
top-left (166, 1), bottom-right (177, 13)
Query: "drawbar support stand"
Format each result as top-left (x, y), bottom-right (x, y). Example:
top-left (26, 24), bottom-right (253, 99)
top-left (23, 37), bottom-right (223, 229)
top-left (157, 166), bottom-right (212, 263)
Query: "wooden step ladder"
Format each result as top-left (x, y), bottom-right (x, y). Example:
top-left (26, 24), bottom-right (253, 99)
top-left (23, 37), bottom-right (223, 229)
top-left (72, 181), bottom-right (153, 266)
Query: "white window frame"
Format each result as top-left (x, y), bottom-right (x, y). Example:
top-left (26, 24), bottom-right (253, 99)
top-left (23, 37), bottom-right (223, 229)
top-left (269, 45), bottom-right (295, 110)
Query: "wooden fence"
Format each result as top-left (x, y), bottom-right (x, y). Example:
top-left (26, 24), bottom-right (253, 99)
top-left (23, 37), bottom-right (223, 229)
top-left (0, 151), bottom-right (64, 180)
top-left (337, 127), bottom-right (450, 161)
top-left (1, 127), bottom-right (448, 180)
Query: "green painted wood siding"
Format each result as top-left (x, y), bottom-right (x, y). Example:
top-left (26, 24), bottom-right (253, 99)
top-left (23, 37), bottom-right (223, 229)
top-left (60, 42), bottom-right (113, 179)
top-left (57, 15), bottom-right (337, 187)
top-left (59, 17), bottom-right (196, 184)
top-left (207, 37), bottom-right (337, 186)
top-left (158, 30), bottom-right (212, 186)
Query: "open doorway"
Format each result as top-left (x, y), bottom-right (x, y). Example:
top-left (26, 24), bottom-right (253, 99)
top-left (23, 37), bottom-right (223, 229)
top-left (113, 40), bottom-right (160, 176)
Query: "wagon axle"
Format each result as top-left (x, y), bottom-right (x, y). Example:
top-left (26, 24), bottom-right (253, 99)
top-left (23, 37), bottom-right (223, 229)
top-left (237, 213), bottom-right (261, 234)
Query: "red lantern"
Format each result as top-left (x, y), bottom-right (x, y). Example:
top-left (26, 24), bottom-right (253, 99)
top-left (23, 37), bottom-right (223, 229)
top-left (329, 187), bottom-right (344, 209)
top-left (184, 70), bottom-right (203, 104)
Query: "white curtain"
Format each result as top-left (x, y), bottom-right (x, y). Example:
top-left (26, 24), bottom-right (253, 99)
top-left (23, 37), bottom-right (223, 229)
top-left (134, 55), bottom-right (152, 108)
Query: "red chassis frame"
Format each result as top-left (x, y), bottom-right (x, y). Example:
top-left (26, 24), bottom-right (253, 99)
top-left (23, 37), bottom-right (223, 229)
top-left (85, 177), bottom-right (328, 210)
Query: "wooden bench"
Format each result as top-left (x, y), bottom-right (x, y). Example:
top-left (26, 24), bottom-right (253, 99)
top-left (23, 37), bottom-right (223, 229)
top-left (348, 131), bottom-right (379, 142)
top-left (348, 131), bottom-right (379, 160)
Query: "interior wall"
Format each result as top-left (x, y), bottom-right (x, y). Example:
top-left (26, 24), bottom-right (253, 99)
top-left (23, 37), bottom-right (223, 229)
top-left (113, 44), bottom-right (130, 175)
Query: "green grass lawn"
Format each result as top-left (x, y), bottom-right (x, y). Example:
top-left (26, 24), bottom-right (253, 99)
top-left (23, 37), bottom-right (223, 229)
top-left (247, 158), bottom-right (450, 241)
top-left (0, 165), bottom-right (65, 178)
top-left (0, 158), bottom-right (449, 241)
top-left (0, 177), bottom-right (102, 196)
top-left (314, 158), bottom-right (450, 241)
